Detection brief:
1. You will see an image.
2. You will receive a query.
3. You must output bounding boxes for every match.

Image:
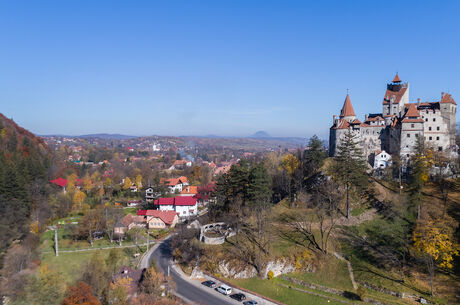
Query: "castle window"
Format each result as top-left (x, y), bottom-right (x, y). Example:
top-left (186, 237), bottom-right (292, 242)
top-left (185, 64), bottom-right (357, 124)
top-left (415, 134), bottom-right (419, 138)
top-left (411, 124), bottom-right (414, 128)
top-left (437, 126), bottom-right (440, 131)
top-left (438, 147), bottom-right (443, 151)
top-left (425, 118), bottom-right (428, 121)
top-left (433, 118), bottom-right (436, 122)
top-left (426, 110), bottom-right (429, 114)
top-left (407, 154), bottom-right (409, 157)
top-left (436, 136), bottom-right (440, 140)
top-left (429, 136), bottom-right (433, 140)
top-left (407, 134), bottom-right (410, 138)
top-left (429, 127), bottom-right (432, 131)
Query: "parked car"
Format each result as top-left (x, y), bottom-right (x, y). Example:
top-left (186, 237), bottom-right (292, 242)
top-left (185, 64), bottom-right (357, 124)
top-left (216, 284), bottom-right (232, 295)
top-left (230, 293), bottom-right (246, 301)
top-left (201, 280), bottom-right (216, 288)
top-left (243, 301), bottom-right (258, 305)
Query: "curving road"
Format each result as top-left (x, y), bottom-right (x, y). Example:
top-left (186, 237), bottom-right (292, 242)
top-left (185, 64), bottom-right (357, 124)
top-left (142, 236), bottom-right (236, 305)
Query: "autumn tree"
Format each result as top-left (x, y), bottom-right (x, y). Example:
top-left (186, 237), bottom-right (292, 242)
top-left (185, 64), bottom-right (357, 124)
top-left (62, 282), bottom-right (101, 305)
top-left (73, 190), bottom-right (87, 210)
top-left (280, 153), bottom-right (300, 206)
top-left (123, 177), bottom-right (132, 190)
top-left (80, 251), bottom-right (110, 300)
top-left (140, 266), bottom-right (165, 297)
top-left (23, 265), bottom-right (66, 305)
top-left (332, 130), bottom-right (368, 219)
top-left (412, 219), bottom-right (459, 295)
top-left (135, 174), bottom-right (143, 189)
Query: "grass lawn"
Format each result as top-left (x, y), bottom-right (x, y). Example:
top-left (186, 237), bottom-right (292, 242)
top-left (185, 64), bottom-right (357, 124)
top-left (228, 277), bottom-right (347, 305)
top-left (286, 255), bottom-right (354, 291)
top-left (41, 245), bottom-right (145, 284)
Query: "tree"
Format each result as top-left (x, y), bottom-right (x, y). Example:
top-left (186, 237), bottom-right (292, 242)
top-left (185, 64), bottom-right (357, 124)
top-left (123, 177), bottom-right (132, 190)
top-left (135, 174), bottom-right (143, 189)
top-left (83, 172), bottom-right (94, 193)
top-left (73, 190), bottom-right (87, 210)
top-left (140, 267), bottom-right (165, 297)
top-left (23, 264), bottom-right (66, 305)
top-left (303, 135), bottom-right (327, 178)
top-left (412, 219), bottom-right (459, 295)
top-left (80, 251), bottom-right (110, 300)
top-left (280, 153), bottom-right (300, 206)
top-left (332, 130), bottom-right (368, 219)
top-left (62, 282), bottom-right (101, 305)
top-left (67, 173), bottom-right (78, 193)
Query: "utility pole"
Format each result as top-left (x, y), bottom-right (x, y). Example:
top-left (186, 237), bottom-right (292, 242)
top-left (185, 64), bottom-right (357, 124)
top-left (54, 228), bottom-right (59, 257)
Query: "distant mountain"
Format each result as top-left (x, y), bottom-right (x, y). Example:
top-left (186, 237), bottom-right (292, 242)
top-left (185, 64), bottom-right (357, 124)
top-left (77, 133), bottom-right (137, 140)
top-left (42, 133), bottom-right (138, 140)
top-left (250, 131), bottom-right (271, 138)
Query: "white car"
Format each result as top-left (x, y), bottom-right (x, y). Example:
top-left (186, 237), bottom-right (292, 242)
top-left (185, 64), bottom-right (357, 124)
top-left (216, 284), bottom-right (232, 295)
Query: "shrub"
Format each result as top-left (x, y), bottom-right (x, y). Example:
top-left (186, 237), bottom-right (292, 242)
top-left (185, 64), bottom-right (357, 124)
top-left (267, 270), bottom-right (274, 280)
top-left (356, 286), bottom-right (366, 300)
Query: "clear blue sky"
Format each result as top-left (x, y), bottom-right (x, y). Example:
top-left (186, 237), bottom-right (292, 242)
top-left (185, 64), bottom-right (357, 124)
top-left (1, 1), bottom-right (459, 139)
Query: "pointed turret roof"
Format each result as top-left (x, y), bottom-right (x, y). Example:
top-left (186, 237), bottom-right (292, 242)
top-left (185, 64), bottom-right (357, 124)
top-left (440, 92), bottom-right (457, 105)
top-left (339, 94), bottom-right (356, 118)
top-left (392, 73), bottom-right (401, 83)
top-left (405, 103), bottom-right (420, 117)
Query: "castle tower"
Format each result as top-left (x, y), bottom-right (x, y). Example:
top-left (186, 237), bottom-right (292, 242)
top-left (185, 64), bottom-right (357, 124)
top-left (439, 92), bottom-right (457, 149)
top-left (400, 103), bottom-right (424, 159)
top-left (339, 94), bottom-right (357, 122)
top-left (382, 73), bottom-right (409, 118)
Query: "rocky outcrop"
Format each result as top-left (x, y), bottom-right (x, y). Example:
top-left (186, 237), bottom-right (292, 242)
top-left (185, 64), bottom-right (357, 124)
top-left (215, 258), bottom-right (296, 279)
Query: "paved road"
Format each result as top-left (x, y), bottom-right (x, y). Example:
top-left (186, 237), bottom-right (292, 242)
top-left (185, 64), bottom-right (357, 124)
top-left (145, 237), bottom-right (236, 305)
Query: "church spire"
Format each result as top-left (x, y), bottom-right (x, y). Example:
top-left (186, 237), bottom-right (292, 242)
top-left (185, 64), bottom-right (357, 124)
top-left (339, 93), bottom-right (356, 118)
top-left (392, 73), bottom-right (401, 83)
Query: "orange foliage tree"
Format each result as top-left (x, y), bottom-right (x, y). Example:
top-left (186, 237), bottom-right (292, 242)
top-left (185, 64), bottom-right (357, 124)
top-left (62, 282), bottom-right (101, 305)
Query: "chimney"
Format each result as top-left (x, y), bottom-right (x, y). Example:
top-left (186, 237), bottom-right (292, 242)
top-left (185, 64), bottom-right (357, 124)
top-left (417, 98), bottom-right (420, 107)
top-left (365, 114), bottom-right (369, 121)
top-left (333, 115), bottom-right (337, 125)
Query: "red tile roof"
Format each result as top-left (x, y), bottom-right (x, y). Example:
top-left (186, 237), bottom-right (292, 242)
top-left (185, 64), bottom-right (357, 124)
top-left (339, 94), bottom-right (356, 118)
top-left (405, 103), bottom-right (421, 117)
top-left (50, 178), bottom-right (82, 187)
top-left (137, 210), bottom-right (178, 224)
top-left (440, 93), bottom-right (457, 105)
top-left (180, 186), bottom-right (197, 194)
top-left (382, 87), bottom-right (407, 105)
top-left (392, 73), bottom-right (401, 83)
top-left (153, 196), bottom-right (197, 206)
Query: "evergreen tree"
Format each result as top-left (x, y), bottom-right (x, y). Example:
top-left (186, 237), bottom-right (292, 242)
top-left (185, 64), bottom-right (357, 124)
top-left (332, 130), bottom-right (368, 219)
top-left (303, 135), bottom-right (327, 177)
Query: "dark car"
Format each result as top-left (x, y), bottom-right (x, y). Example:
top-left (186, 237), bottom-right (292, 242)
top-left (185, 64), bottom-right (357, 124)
top-left (201, 280), bottom-right (216, 288)
top-left (230, 293), bottom-right (246, 301)
top-left (243, 301), bottom-right (258, 305)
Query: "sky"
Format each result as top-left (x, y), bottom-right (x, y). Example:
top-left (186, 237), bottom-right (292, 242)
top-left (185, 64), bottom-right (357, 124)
top-left (1, 0), bottom-right (460, 139)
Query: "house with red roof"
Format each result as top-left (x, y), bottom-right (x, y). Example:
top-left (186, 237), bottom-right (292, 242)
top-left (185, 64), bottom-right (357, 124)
top-left (50, 177), bottom-right (83, 193)
top-left (168, 159), bottom-right (192, 170)
top-left (136, 209), bottom-right (179, 228)
top-left (160, 176), bottom-right (189, 193)
top-left (154, 196), bottom-right (198, 217)
top-left (179, 185), bottom-right (198, 197)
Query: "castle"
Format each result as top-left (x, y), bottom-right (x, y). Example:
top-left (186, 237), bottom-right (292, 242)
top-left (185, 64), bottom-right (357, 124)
top-left (329, 74), bottom-right (457, 165)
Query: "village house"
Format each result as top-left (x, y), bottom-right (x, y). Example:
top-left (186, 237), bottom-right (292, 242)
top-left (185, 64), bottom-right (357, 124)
top-left (168, 159), bottom-right (193, 170)
top-left (136, 209), bottom-right (179, 229)
top-left (373, 150), bottom-right (392, 169)
top-left (179, 185), bottom-right (198, 196)
top-left (50, 177), bottom-right (83, 193)
top-left (196, 182), bottom-right (215, 206)
top-left (114, 214), bottom-right (144, 237)
top-left (154, 196), bottom-right (198, 217)
top-left (126, 200), bottom-right (142, 207)
top-left (160, 176), bottom-right (189, 193)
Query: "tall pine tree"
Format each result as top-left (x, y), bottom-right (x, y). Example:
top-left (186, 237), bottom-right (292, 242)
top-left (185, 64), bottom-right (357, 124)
top-left (333, 130), bottom-right (368, 219)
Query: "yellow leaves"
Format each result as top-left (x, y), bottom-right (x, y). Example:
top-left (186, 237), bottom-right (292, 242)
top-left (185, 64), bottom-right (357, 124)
top-left (30, 220), bottom-right (39, 233)
top-left (122, 177), bottom-right (132, 190)
top-left (135, 174), bottom-right (143, 188)
top-left (421, 173), bottom-right (428, 183)
top-left (73, 190), bottom-right (86, 209)
top-left (280, 154), bottom-right (300, 175)
top-left (412, 220), bottom-right (459, 269)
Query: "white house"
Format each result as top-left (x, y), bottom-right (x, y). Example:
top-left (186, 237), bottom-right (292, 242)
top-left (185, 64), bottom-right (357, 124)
top-left (160, 176), bottom-right (189, 193)
top-left (154, 196), bottom-right (198, 218)
top-left (374, 150), bottom-right (392, 169)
